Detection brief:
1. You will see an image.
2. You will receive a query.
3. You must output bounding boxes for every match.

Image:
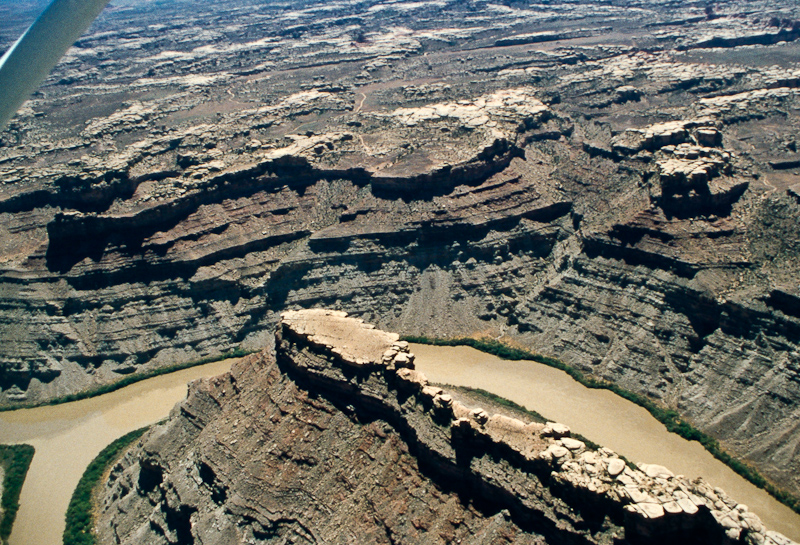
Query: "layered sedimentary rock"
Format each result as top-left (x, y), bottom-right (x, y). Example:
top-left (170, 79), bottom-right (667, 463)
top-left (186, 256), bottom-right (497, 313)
top-left (97, 310), bottom-right (797, 545)
top-left (1, 0), bottom-right (800, 500)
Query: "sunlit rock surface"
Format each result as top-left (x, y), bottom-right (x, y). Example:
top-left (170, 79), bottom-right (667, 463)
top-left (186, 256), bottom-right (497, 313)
top-left (0, 0), bottom-right (799, 498)
top-left (97, 311), bottom-right (797, 545)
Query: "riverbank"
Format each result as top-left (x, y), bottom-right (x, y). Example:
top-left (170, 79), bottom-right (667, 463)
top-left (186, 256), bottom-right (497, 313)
top-left (411, 342), bottom-right (800, 540)
top-left (0, 349), bottom-right (254, 414)
top-left (0, 445), bottom-right (34, 544)
top-left (0, 357), bottom-right (236, 545)
top-left (404, 335), bottom-right (800, 516)
top-left (64, 427), bottom-right (148, 545)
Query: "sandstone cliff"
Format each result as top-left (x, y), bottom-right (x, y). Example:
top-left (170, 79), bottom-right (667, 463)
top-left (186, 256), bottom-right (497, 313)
top-left (1, 0), bottom-right (799, 501)
top-left (97, 310), bottom-right (797, 545)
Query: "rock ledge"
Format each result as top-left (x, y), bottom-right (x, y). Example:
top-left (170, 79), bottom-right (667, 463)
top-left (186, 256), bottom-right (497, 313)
top-left (277, 310), bottom-right (797, 545)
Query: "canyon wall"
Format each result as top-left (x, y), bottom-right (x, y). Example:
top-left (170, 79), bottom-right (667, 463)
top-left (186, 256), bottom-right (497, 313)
top-left (1, 0), bottom-right (799, 499)
top-left (97, 310), bottom-right (797, 545)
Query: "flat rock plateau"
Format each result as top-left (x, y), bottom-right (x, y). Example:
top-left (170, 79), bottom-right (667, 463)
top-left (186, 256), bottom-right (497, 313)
top-left (97, 309), bottom-right (797, 544)
top-left (1, 0), bottom-right (800, 503)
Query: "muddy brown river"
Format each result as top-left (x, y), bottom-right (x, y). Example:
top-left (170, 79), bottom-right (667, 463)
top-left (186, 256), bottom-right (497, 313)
top-left (1, 346), bottom-right (799, 544)
top-left (0, 358), bottom-right (235, 545)
top-left (411, 343), bottom-right (800, 541)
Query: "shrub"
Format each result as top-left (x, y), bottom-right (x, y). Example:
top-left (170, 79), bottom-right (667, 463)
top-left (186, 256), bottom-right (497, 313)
top-left (63, 427), bottom-right (149, 545)
top-left (0, 444), bottom-right (35, 543)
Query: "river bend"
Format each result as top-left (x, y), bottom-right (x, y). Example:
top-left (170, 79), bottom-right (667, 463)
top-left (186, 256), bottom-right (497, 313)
top-left (2, 346), bottom-right (799, 544)
top-left (412, 343), bottom-right (800, 541)
top-left (0, 359), bottom-right (234, 545)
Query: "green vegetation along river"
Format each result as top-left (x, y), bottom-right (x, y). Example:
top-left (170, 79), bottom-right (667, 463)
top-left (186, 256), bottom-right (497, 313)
top-left (2, 343), bottom-right (799, 544)
top-left (0, 358), bottom-right (235, 545)
top-left (411, 343), bottom-right (800, 542)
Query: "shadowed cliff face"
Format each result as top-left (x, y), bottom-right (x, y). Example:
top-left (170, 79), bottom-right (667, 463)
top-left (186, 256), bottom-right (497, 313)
top-left (97, 321), bottom-right (553, 545)
top-left (96, 311), bottom-right (797, 545)
top-left (1, 0), bottom-right (800, 499)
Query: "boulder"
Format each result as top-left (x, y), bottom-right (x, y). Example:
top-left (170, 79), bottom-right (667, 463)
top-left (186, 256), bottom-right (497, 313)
top-left (542, 422), bottom-right (571, 438)
top-left (607, 458), bottom-right (626, 477)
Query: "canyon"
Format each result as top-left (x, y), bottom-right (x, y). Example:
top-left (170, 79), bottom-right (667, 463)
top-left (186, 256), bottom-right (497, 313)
top-left (0, 0), bottom-right (799, 511)
top-left (0, 358), bottom-right (234, 545)
top-left (96, 309), bottom-right (799, 544)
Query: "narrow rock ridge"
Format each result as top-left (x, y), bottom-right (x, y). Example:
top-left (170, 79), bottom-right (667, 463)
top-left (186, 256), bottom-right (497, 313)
top-left (3, 0), bottom-right (800, 511)
top-left (98, 309), bottom-right (800, 544)
top-left (275, 310), bottom-right (795, 545)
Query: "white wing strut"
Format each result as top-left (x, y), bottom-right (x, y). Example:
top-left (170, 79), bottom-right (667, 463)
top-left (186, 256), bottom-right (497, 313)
top-left (0, 0), bottom-right (111, 130)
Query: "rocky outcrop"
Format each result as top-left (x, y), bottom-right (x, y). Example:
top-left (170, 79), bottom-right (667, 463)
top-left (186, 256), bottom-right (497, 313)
top-left (97, 311), bottom-right (798, 545)
top-left (653, 143), bottom-right (745, 217)
top-left (494, 29), bottom-right (601, 47)
top-left (2, 0), bottom-right (800, 510)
